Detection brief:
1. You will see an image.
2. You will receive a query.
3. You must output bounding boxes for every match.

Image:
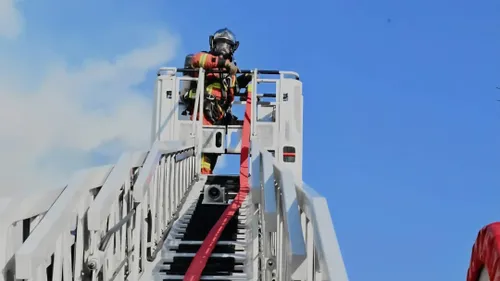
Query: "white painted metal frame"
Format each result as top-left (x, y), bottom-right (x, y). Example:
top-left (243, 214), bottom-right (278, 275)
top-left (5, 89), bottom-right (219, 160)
top-left (12, 141), bottom-right (198, 281)
top-left (15, 165), bottom-right (114, 280)
top-left (250, 141), bottom-right (349, 281)
top-left (0, 186), bottom-right (65, 281)
top-left (3, 65), bottom-right (349, 281)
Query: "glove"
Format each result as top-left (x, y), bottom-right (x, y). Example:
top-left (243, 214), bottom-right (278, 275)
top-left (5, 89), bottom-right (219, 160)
top-left (224, 59), bottom-right (239, 75)
top-left (223, 111), bottom-right (238, 125)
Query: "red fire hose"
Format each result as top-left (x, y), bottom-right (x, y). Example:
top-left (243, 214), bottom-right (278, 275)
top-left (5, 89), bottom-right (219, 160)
top-left (183, 86), bottom-right (253, 281)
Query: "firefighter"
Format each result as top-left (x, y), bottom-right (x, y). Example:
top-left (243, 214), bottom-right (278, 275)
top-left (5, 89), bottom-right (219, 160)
top-left (181, 28), bottom-right (252, 174)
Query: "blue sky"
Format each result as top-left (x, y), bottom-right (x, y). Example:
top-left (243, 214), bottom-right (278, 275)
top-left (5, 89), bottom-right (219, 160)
top-left (1, 0), bottom-right (500, 280)
top-left (171, 1), bottom-right (500, 280)
top-left (173, 1), bottom-right (498, 280)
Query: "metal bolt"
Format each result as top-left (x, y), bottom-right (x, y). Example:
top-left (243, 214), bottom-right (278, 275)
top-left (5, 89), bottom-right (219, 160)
top-left (87, 260), bottom-right (97, 270)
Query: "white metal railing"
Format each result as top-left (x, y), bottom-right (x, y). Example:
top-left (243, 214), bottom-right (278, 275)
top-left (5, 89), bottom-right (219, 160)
top-left (13, 140), bottom-right (197, 281)
top-left (85, 140), bottom-right (196, 281)
top-left (14, 164), bottom-right (114, 281)
top-left (250, 141), bottom-right (349, 281)
top-left (296, 184), bottom-right (349, 281)
top-left (0, 186), bottom-right (66, 281)
top-left (5, 64), bottom-right (347, 281)
top-left (83, 151), bottom-right (147, 281)
top-left (9, 138), bottom-right (346, 281)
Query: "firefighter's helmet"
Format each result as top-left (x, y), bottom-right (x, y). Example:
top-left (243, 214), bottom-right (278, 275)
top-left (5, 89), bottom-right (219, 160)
top-left (209, 28), bottom-right (239, 58)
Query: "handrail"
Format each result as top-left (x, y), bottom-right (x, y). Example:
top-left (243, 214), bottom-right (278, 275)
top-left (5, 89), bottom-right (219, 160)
top-left (87, 151), bottom-right (147, 230)
top-left (15, 165), bottom-right (112, 280)
top-left (132, 140), bottom-right (195, 202)
top-left (250, 140), bottom-right (347, 280)
top-left (259, 144), bottom-right (278, 231)
top-left (84, 141), bottom-right (197, 281)
top-left (0, 186), bottom-right (66, 234)
top-left (156, 67), bottom-right (300, 80)
top-left (0, 186), bottom-right (66, 281)
top-left (277, 168), bottom-right (307, 267)
top-left (297, 183), bottom-right (349, 281)
top-left (253, 142), bottom-right (307, 279)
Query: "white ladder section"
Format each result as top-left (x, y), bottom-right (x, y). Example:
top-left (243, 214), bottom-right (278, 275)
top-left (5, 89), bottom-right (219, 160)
top-left (151, 176), bottom-right (252, 281)
top-left (0, 67), bottom-right (349, 281)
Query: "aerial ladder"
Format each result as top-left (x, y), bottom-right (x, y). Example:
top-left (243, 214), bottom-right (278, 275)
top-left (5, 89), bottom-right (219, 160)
top-left (0, 66), bottom-right (349, 281)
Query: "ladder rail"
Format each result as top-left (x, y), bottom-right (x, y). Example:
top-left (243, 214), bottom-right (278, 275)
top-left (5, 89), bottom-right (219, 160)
top-left (250, 141), bottom-right (307, 280)
top-left (14, 165), bottom-right (113, 280)
top-left (250, 140), bottom-right (349, 281)
top-left (132, 141), bottom-right (195, 202)
top-left (86, 151), bottom-right (147, 231)
top-left (84, 141), bottom-right (197, 281)
top-left (296, 183), bottom-right (349, 281)
top-left (84, 151), bottom-right (146, 281)
top-left (13, 141), bottom-right (197, 281)
top-left (0, 187), bottom-right (65, 281)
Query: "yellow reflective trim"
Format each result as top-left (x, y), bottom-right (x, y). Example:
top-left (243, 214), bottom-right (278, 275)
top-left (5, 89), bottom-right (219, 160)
top-left (200, 54), bottom-right (208, 67)
top-left (217, 103), bottom-right (223, 116)
top-left (188, 88), bottom-right (196, 99)
top-left (206, 83), bottom-right (221, 90)
top-left (247, 83), bottom-right (253, 92)
top-left (201, 160), bottom-right (211, 169)
top-left (206, 83), bottom-right (222, 95)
